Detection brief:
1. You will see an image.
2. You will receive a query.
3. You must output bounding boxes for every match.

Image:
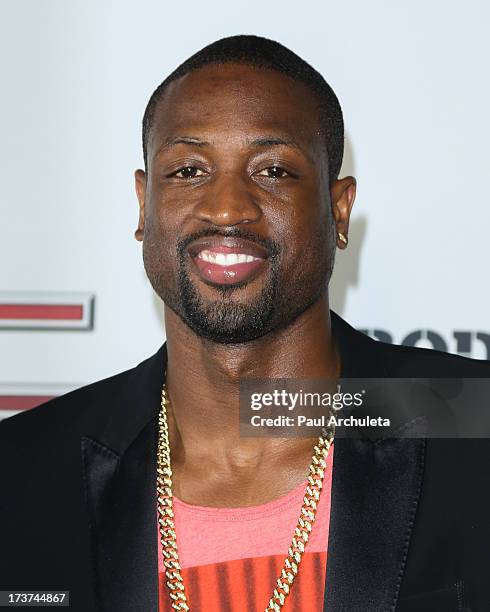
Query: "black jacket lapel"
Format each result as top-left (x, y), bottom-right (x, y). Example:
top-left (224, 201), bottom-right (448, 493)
top-left (82, 345), bottom-right (167, 612)
top-left (324, 436), bottom-right (426, 612)
top-left (324, 313), bottom-right (427, 612)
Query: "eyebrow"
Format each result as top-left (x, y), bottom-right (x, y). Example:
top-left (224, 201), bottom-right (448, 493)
top-left (249, 136), bottom-right (312, 163)
top-left (156, 135), bottom-right (307, 157)
top-left (248, 136), bottom-right (302, 150)
top-left (157, 136), bottom-right (211, 152)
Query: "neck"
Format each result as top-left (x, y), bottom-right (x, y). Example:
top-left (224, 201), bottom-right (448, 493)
top-left (164, 293), bottom-right (339, 446)
top-left (161, 294), bottom-right (340, 504)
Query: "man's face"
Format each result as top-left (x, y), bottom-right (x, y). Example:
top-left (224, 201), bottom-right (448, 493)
top-left (136, 63), bottom-right (344, 344)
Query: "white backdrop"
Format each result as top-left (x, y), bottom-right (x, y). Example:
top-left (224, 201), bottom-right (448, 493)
top-left (0, 0), bottom-right (489, 410)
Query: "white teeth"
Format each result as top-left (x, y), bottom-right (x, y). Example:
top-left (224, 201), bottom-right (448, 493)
top-left (198, 250), bottom-right (261, 266)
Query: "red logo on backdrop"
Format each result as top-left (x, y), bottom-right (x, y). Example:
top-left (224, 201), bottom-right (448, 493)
top-left (0, 292), bottom-right (94, 420)
top-left (0, 291), bottom-right (94, 330)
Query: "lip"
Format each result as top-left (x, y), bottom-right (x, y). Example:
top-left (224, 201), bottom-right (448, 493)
top-left (186, 236), bottom-right (270, 286)
top-left (187, 236), bottom-right (270, 260)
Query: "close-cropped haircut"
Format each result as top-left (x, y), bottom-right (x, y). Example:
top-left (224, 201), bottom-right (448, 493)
top-left (142, 35), bottom-right (344, 184)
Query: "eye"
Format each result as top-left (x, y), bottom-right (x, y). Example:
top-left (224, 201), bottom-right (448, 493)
top-left (256, 166), bottom-right (290, 179)
top-left (171, 166), bottom-right (206, 179)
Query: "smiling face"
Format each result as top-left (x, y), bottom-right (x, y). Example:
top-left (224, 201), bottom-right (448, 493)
top-left (135, 63), bottom-right (355, 343)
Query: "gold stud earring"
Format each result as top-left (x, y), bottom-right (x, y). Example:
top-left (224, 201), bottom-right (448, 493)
top-left (337, 232), bottom-right (348, 246)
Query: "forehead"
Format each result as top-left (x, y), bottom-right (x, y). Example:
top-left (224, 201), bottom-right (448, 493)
top-left (148, 63), bottom-right (324, 158)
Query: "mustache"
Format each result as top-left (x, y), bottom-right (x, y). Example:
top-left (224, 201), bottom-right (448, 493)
top-left (176, 226), bottom-right (281, 258)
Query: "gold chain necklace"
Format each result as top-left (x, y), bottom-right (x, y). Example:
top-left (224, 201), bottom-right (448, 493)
top-left (157, 383), bottom-right (334, 612)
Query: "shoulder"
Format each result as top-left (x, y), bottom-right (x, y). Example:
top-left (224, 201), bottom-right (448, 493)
top-left (0, 341), bottom-right (167, 456)
top-left (0, 344), bottom-right (165, 443)
top-left (375, 339), bottom-right (490, 377)
top-left (331, 310), bottom-right (490, 378)
top-left (0, 369), bottom-right (131, 445)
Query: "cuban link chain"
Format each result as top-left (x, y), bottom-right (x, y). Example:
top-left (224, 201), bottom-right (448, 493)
top-left (157, 383), bottom-right (334, 611)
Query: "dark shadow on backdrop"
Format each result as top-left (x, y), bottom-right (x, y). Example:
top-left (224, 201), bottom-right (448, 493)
top-left (330, 132), bottom-right (366, 316)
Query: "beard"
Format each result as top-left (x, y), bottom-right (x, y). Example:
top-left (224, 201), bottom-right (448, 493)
top-left (143, 224), bottom-right (335, 345)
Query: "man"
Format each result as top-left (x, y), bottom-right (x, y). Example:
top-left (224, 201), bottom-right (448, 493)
top-left (1, 35), bottom-right (489, 612)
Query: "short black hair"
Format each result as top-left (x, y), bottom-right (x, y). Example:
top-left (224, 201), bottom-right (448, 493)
top-left (142, 35), bottom-right (344, 184)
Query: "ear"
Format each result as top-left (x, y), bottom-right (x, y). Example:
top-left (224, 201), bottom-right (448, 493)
top-left (134, 169), bottom-right (147, 242)
top-left (330, 176), bottom-right (357, 249)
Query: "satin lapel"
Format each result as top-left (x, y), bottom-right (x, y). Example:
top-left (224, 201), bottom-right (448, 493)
top-left (81, 345), bottom-right (167, 612)
top-left (324, 312), bottom-right (427, 612)
top-left (324, 437), bottom-right (426, 612)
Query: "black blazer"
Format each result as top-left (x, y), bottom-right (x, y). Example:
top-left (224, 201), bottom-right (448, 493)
top-left (1, 312), bottom-right (489, 612)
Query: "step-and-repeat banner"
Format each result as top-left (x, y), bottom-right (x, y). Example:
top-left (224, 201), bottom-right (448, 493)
top-left (1, 1), bottom-right (488, 419)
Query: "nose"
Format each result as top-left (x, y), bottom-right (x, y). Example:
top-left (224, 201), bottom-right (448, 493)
top-left (193, 171), bottom-right (262, 226)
